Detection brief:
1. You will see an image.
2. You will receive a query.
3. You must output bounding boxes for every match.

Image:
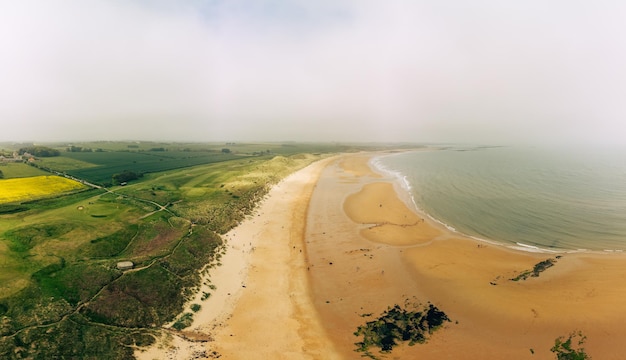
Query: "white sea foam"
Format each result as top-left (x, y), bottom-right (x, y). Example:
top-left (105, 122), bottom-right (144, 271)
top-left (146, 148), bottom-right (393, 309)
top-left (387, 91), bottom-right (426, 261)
top-left (372, 153), bottom-right (500, 248)
top-left (370, 155), bottom-right (421, 213)
top-left (515, 242), bottom-right (539, 250)
top-left (507, 242), bottom-right (560, 254)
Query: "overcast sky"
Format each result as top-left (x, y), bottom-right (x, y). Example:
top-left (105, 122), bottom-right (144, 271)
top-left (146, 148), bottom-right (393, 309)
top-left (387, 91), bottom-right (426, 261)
top-left (1, 0), bottom-right (626, 145)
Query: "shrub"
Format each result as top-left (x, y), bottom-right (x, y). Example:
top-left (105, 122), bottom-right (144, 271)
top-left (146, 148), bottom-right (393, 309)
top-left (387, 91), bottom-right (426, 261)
top-left (172, 313), bottom-right (194, 330)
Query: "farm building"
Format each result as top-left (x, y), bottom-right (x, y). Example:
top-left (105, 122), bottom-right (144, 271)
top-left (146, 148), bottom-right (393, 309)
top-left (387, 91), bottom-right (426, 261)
top-left (116, 261), bottom-right (134, 270)
top-left (0, 154), bottom-right (23, 163)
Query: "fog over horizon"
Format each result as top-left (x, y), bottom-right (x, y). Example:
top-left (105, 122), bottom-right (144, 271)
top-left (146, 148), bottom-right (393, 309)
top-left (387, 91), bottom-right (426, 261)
top-left (1, 0), bottom-right (626, 146)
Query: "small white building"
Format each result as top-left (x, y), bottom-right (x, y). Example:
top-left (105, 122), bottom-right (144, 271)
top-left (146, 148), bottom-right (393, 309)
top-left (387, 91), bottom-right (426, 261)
top-left (116, 261), bottom-right (134, 270)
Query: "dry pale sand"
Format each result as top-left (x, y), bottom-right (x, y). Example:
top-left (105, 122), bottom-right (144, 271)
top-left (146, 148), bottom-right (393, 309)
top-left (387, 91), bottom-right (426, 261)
top-left (140, 152), bottom-right (626, 360)
top-left (137, 156), bottom-right (340, 360)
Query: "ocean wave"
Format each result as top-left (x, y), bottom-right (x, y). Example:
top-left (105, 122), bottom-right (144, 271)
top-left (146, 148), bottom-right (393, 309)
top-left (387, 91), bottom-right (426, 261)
top-left (370, 156), bottom-right (409, 190)
top-left (374, 154), bottom-right (489, 242)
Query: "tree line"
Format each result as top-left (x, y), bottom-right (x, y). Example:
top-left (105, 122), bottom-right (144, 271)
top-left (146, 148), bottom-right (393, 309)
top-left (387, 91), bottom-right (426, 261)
top-left (19, 146), bottom-right (60, 157)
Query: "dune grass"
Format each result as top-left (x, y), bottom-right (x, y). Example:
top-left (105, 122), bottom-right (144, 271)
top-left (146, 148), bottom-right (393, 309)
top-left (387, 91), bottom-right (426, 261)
top-left (0, 147), bottom-right (339, 359)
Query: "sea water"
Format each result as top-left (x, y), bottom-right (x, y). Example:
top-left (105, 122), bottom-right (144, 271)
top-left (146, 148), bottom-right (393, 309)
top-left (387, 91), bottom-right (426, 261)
top-left (375, 146), bottom-right (626, 252)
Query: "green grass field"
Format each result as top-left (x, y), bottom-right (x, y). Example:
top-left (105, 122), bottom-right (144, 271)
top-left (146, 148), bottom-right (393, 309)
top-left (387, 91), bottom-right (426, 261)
top-left (0, 141), bottom-right (377, 359)
top-left (0, 163), bottom-right (49, 178)
top-left (36, 155), bottom-right (98, 171)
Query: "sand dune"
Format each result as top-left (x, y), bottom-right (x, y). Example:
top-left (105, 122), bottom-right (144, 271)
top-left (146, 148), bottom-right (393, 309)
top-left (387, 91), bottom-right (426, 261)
top-left (137, 157), bottom-right (340, 360)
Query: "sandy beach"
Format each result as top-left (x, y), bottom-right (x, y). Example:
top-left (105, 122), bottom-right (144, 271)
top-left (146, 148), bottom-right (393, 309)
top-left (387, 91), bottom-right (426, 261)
top-left (137, 156), bottom-right (341, 360)
top-left (139, 152), bottom-right (626, 359)
top-left (307, 153), bottom-right (626, 359)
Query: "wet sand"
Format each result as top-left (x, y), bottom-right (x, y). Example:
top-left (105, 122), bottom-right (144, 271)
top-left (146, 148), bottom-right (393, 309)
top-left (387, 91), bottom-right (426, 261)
top-left (140, 152), bottom-right (626, 359)
top-left (307, 153), bottom-right (626, 359)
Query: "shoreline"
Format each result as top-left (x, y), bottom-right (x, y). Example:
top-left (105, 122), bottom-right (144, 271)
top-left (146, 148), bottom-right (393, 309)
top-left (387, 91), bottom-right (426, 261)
top-left (371, 150), bottom-right (626, 255)
top-left (307, 153), bottom-right (626, 359)
top-left (136, 156), bottom-right (340, 360)
top-left (139, 151), bottom-right (626, 359)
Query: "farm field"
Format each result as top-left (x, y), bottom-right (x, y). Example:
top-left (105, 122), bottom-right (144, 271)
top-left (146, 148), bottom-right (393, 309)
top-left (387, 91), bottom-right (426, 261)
top-left (32, 141), bottom-right (374, 186)
top-left (0, 142), bottom-right (368, 359)
top-left (61, 150), bottom-right (239, 185)
top-left (0, 163), bottom-right (49, 179)
top-left (0, 176), bottom-right (87, 204)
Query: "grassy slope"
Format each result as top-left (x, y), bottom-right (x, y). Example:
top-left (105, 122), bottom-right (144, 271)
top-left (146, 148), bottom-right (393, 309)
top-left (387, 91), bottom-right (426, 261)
top-left (0, 144), bottom-right (347, 359)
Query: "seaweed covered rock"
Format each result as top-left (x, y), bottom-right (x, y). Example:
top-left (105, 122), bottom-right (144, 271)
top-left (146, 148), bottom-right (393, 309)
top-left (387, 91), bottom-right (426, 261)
top-left (511, 258), bottom-right (557, 281)
top-left (354, 303), bottom-right (451, 358)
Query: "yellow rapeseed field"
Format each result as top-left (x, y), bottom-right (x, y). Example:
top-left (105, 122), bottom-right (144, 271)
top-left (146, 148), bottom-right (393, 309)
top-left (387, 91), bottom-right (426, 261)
top-left (0, 175), bottom-right (87, 204)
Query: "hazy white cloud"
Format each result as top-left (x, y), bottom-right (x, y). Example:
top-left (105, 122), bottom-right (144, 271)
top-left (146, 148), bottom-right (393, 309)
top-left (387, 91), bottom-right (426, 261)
top-left (1, 0), bottom-right (626, 144)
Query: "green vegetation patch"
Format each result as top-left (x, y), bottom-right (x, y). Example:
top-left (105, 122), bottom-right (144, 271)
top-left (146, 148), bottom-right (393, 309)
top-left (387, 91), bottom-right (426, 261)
top-left (33, 262), bottom-right (120, 306)
top-left (354, 303), bottom-right (451, 359)
top-left (112, 170), bottom-right (143, 185)
top-left (1, 279), bottom-right (74, 331)
top-left (159, 226), bottom-right (222, 278)
top-left (0, 163), bottom-right (48, 178)
top-left (123, 219), bottom-right (186, 259)
top-left (22, 188), bottom-right (103, 211)
top-left (171, 154), bottom-right (323, 234)
top-left (172, 312), bottom-right (194, 330)
top-left (0, 204), bottom-right (28, 215)
top-left (83, 265), bottom-right (184, 328)
top-left (4, 222), bottom-right (75, 253)
top-left (18, 146), bottom-right (60, 157)
top-left (0, 313), bottom-right (145, 360)
top-left (84, 224), bottom-right (139, 258)
top-left (0, 260), bottom-right (121, 334)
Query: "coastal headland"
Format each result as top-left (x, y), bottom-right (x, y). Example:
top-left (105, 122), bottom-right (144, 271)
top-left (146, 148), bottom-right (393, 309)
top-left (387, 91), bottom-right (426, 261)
top-left (141, 152), bottom-right (626, 359)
